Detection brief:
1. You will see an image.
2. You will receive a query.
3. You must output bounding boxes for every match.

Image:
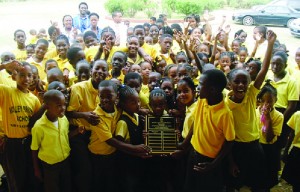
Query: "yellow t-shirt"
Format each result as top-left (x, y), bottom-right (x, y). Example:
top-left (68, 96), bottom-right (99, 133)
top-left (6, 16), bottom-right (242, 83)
top-left (44, 48), bottom-right (57, 61)
top-left (12, 48), bottom-right (27, 62)
top-left (85, 46), bottom-right (99, 63)
top-left (67, 79), bottom-right (99, 129)
top-left (53, 56), bottom-right (74, 72)
top-left (26, 57), bottom-right (47, 80)
top-left (287, 111), bottom-right (300, 148)
top-left (226, 83), bottom-right (260, 142)
top-left (141, 84), bottom-right (149, 95)
top-left (139, 91), bottom-right (149, 109)
top-left (257, 108), bottom-right (283, 144)
top-left (267, 73), bottom-right (299, 109)
top-left (191, 98), bottom-right (235, 158)
top-left (182, 102), bottom-right (197, 139)
top-left (31, 112), bottom-right (70, 164)
top-left (0, 70), bottom-right (16, 137)
top-left (88, 105), bottom-right (121, 155)
top-left (115, 111), bottom-right (139, 143)
top-left (0, 85), bottom-right (41, 138)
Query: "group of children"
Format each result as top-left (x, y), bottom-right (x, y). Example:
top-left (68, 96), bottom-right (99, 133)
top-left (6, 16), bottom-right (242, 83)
top-left (0, 7), bottom-right (300, 192)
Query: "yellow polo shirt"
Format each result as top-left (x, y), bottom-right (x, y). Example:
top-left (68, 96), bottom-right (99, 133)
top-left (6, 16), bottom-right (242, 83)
top-left (31, 112), bottom-right (70, 164)
top-left (287, 111), bottom-right (300, 148)
top-left (67, 79), bottom-right (99, 129)
top-left (53, 56), bottom-right (74, 73)
top-left (108, 69), bottom-right (125, 84)
top-left (182, 102), bottom-right (197, 139)
top-left (88, 105), bottom-right (121, 155)
top-left (141, 84), bottom-right (149, 95)
top-left (226, 83), bottom-right (260, 142)
top-left (127, 54), bottom-right (144, 65)
top-left (267, 73), bottom-right (299, 108)
top-left (26, 57), bottom-right (47, 80)
top-left (191, 98), bottom-right (235, 158)
top-left (44, 48), bottom-right (57, 60)
top-left (115, 111), bottom-right (139, 142)
top-left (257, 108), bottom-right (283, 144)
top-left (0, 85), bottom-right (41, 138)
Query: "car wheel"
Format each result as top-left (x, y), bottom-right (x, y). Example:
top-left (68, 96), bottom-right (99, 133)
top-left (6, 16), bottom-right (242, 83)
top-left (287, 18), bottom-right (295, 28)
top-left (242, 16), bottom-right (254, 26)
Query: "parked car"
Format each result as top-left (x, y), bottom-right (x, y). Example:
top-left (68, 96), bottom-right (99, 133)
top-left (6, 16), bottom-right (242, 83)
top-left (232, 5), bottom-right (300, 27)
top-left (289, 18), bottom-right (300, 37)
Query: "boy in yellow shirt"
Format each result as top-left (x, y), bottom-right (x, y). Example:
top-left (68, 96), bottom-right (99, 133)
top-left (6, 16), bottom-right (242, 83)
top-left (181, 69), bottom-right (235, 192)
top-left (31, 90), bottom-right (71, 192)
top-left (12, 29), bottom-right (27, 61)
top-left (0, 61), bottom-right (41, 192)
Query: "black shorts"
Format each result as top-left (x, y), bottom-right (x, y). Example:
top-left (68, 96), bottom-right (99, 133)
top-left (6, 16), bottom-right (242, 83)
top-left (282, 147), bottom-right (300, 186)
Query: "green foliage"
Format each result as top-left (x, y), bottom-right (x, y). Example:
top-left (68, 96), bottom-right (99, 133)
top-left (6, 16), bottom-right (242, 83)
top-left (104, 0), bottom-right (124, 15)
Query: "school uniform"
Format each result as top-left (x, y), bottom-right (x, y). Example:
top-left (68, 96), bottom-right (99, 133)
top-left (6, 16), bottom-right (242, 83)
top-left (267, 72), bottom-right (300, 148)
top-left (26, 57), bottom-right (47, 80)
top-left (31, 112), bottom-right (71, 192)
top-left (181, 102), bottom-right (196, 139)
top-left (115, 111), bottom-right (145, 192)
top-left (184, 98), bottom-right (235, 192)
top-left (12, 48), bottom-right (27, 62)
top-left (0, 85), bottom-right (41, 192)
top-left (257, 108), bottom-right (283, 188)
top-left (226, 83), bottom-right (267, 190)
top-left (89, 105), bottom-right (121, 192)
top-left (67, 79), bottom-right (99, 192)
top-left (282, 111), bottom-right (300, 187)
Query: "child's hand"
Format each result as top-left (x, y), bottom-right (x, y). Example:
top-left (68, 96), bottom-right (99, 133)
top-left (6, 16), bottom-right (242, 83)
top-left (183, 22), bottom-right (190, 35)
top-left (143, 54), bottom-right (153, 64)
top-left (63, 69), bottom-right (70, 86)
top-left (224, 24), bottom-right (231, 34)
top-left (175, 129), bottom-right (181, 140)
top-left (1, 60), bottom-right (21, 73)
top-left (82, 112), bottom-right (100, 125)
top-left (36, 80), bottom-right (45, 92)
top-left (142, 130), bottom-right (148, 139)
top-left (193, 162), bottom-right (215, 173)
top-left (266, 30), bottom-right (277, 44)
top-left (138, 108), bottom-right (150, 116)
top-left (132, 144), bottom-right (152, 158)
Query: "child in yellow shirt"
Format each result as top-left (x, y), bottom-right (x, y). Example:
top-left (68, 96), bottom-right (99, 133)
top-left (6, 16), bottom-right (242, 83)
top-left (257, 81), bottom-right (283, 190)
top-left (12, 29), bottom-right (27, 61)
top-left (89, 81), bottom-right (150, 192)
top-left (226, 30), bottom-right (276, 191)
top-left (0, 61), bottom-right (41, 192)
top-left (282, 111), bottom-right (300, 191)
top-left (31, 90), bottom-right (71, 192)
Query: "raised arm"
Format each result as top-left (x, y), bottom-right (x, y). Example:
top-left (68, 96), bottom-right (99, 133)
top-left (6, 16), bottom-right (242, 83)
top-left (254, 30), bottom-right (277, 89)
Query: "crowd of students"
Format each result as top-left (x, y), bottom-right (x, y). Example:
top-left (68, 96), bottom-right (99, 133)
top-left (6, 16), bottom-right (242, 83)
top-left (0, 1), bottom-right (300, 192)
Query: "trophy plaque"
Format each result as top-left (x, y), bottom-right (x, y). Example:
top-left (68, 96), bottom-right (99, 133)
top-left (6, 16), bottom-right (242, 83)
top-left (145, 115), bottom-right (178, 154)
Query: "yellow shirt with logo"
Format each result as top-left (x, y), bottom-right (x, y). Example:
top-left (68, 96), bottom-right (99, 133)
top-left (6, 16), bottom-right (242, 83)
top-left (12, 48), bottom-right (27, 62)
top-left (0, 85), bottom-right (41, 138)
top-left (191, 98), bottom-right (235, 158)
top-left (31, 112), bottom-right (70, 164)
top-left (89, 105), bottom-right (121, 155)
top-left (226, 83), bottom-right (259, 142)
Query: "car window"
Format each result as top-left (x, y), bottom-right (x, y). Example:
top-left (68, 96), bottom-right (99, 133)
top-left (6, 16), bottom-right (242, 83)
top-left (264, 6), bottom-right (277, 13)
top-left (275, 7), bottom-right (290, 14)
